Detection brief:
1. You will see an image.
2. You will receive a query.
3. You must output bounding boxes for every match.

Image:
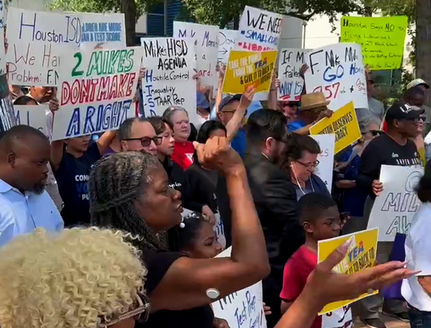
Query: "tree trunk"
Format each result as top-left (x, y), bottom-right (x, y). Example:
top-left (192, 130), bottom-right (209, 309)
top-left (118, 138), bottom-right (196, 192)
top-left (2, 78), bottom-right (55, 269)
top-left (416, 0), bottom-right (431, 105)
top-left (120, 0), bottom-right (137, 46)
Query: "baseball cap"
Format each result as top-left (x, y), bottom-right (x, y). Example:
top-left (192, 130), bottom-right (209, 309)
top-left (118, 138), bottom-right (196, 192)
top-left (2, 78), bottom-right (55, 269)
top-left (219, 94), bottom-right (242, 112)
top-left (407, 78), bottom-right (430, 90)
top-left (385, 102), bottom-right (425, 121)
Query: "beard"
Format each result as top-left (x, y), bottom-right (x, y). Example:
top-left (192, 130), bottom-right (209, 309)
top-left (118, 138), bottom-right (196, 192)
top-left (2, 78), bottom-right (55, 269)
top-left (31, 183), bottom-right (46, 195)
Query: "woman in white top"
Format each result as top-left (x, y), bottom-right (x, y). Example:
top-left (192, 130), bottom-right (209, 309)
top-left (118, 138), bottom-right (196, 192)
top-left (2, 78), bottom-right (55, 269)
top-left (402, 160), bottom-right (431, 327)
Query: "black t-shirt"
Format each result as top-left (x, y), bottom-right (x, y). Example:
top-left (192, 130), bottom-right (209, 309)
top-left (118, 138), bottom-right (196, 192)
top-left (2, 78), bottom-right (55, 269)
top-left (357, 133), bottom-right (421, 198)
top-left (54, 142), bottom-right (101, 226)
top-left (139, 249), bottom-right (214, 328)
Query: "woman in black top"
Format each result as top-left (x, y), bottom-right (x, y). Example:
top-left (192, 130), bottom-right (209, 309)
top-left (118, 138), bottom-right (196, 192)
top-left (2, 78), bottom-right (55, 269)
top-left (88, 137), bottom-right (270, 328)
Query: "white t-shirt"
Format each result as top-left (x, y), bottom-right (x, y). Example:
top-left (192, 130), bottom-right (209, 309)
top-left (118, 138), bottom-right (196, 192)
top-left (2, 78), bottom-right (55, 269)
top-left (402, 202), bottom-right (431, 310)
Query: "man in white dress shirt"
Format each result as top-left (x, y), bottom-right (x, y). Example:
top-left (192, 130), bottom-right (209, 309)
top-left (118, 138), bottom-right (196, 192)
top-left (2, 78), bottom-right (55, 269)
top-left (0, 125), bottom-right (63, 247)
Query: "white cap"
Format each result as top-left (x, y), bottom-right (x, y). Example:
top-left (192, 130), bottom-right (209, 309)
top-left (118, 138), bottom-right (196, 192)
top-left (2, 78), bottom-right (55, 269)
top-left (407, 78), bottom-right (430, 90)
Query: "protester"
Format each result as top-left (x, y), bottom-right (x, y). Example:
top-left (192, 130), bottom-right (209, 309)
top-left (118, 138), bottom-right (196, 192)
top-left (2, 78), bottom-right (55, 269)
top-left (0, 227), bottom-right (150, 328)
top-left (357, 102), bottom-right (423, 328)
top-left (148, 116), bottom-right (215, 220)
top-left (88, 138), bottom-right (270, 328)
top-left (0, 125), bottom-right (63, 246)
top-left (366, 73), bottom-right (385, 124)
top-left (280, 193), bottom-right (352, 328)
top-left (404, 85), bottom-right (426, 109)
top-left (407, 79), bottom-right (430, 135)
top-left (162, 106), bottom-right (195, 170)
top-left (402, 160), bottom-right (431, 327)
top-left (282, 134), bottom-right (330, 200)
top-left (119, 117), bottom-right (159, 155)
top-left (50, 129), bottom-right (116, 227)
top-left (13, 95), bottom-right (37, 106)
top-left (196, 91), bottom-right (211, 131)
top-left (289, 92), bottom-right (333, 134)
top-left (278, 101), bottom-right (299, 123)
top-left (239, 108), bottom-right (304, 328)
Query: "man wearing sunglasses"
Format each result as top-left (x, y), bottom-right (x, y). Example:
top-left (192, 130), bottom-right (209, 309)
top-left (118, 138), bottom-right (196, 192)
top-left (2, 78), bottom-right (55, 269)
top-left (119, 117), bottom-right (160, 156)
top-left (356, 102), bottom-right (423, 328)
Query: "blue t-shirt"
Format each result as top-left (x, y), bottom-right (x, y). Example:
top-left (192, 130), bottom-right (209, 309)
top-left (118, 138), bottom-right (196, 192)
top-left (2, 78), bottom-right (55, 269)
top-left (231, 129), bottom-right (246, 158)
top-left (54, 142), bottom-right (101, 227)
top-left (288, 120), bottom-right (306, 132)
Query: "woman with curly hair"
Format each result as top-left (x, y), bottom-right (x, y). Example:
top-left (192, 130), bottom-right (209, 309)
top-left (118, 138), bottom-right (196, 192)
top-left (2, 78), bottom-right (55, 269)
top-left (0, 227), bottom-right (150, 328)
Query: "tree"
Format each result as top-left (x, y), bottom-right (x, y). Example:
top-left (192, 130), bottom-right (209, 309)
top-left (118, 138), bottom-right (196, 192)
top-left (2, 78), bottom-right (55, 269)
top-left (180, 0), bottom-right (360, 29)
top-left (416, 0), bottom-right (431, 104)
top-left (48, 0), bottom-right (163, 46)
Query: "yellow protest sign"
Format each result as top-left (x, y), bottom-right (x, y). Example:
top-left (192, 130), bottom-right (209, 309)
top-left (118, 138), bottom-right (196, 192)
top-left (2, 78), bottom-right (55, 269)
top-left (222, 50), bottom-right (277, 94)
top-left (309, 101), bottom-right (360, 154)
top-left (318, 228), bottom-right (379, 315)
top-left (340, 16), bottom-right (408, 70)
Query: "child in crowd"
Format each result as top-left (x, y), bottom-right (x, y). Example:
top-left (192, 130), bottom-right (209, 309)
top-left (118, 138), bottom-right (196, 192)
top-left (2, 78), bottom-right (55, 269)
top-left (280, 192), bottom-right (353, 328)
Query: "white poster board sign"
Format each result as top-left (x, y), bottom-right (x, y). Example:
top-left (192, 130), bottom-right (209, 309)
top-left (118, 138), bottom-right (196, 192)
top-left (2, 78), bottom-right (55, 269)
top-left (212, 247), bottom-right (267, 328)
top-left (218, 29), bottom-right (236, 65)
top-left (14, 104), bottom-right (48, 135)
top-left (311, 134), bottom-right (335, 192)
top-left (52, 46), bottom-right (141, 141)
top-left (305, 43), bottom-right (367, 111)
top-left (235, 6), bottom-right (282, 101)
top-left (368, 165), bottom-right (423, 242)
top-left (173, 21), bottom-right (219, 88)
top-left (6, 8), bottom-right (126, 87)
top-left (140, 37), bottom-right (197, 123)
top-left (277, 48), bottom-right (307, 101)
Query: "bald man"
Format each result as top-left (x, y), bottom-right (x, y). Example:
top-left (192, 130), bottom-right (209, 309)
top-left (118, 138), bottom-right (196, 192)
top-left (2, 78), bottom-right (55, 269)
top-left (0, 125), bottom-right (63, 246)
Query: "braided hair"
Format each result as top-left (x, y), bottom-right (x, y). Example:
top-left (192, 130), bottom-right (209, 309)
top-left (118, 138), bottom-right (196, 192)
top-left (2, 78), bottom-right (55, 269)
top-left (88, 151), bottom-right (166, 250)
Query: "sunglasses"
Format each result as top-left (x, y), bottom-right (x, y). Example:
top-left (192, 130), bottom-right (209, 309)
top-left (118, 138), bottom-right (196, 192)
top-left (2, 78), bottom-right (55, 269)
top-left (98, 293), bottom-right (151, 327)
top-left (123, 136), bottom-right (162, 147)
top-left (282, 102), bottom-right (301, 108)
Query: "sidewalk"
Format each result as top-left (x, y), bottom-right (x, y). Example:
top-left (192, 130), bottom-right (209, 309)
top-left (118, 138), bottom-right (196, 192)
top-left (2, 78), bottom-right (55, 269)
top-left (355, 314), bottom-right (409, 328)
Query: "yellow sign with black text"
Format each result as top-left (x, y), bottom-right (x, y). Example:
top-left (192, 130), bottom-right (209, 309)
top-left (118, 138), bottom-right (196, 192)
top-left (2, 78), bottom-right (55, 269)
top-left (222, 50), bottom-right (277, 94)
top-left (310, 101), bottom-right (360, 154)
top-left (318, 228), bottom-right (379, 315)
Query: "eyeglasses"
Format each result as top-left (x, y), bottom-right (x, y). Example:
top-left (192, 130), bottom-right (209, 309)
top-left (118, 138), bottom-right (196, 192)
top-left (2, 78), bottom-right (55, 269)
top-left (123, 136), bottom-right (162, 147)
top-left (297, 160), bottom-right (320, 169)
top-left (98, 293), bottom-right (151, 327)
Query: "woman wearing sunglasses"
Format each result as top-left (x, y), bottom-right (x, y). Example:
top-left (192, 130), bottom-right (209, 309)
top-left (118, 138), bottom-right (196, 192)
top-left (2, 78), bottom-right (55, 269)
top-left (0, 227), bottom-right (150, 328)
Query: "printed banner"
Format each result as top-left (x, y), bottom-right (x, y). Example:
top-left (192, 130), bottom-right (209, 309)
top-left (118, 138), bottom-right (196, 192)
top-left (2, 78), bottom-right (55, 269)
top-left (235, 6), bottom-right (282, 52)
top-left (311, 134), bottom-right (335, 192)
top-left (173, 21), bottom-right (219, 88)
top-left (223, 50), bottom-right (277, 94)
top-left (218, 29), bottom-right (237, 65)
top-left (212, 247), bottom-right (267, 328)
top-left (52, 46), bottom-right (141, 140)
top-left (318, 228), bottom-right (379, 314)
top-left (340, 16), bottom-right (408, 70)
top-left (305, 43), bottom-right (367, 111)
top-left (6, 8), bottom-right (126, 87)
top-left (14, 104), bottom-right (48, 135)
top-left (0, 74), bottom-right (16, 132)
top-left (368, 165), bottom-right (423, 242)
top-left (278, 48), bottom-right (307, 101)
top-left (309, 101), bottom-right (361, 154)
top-left (140, 37), bottom-right (197, 123)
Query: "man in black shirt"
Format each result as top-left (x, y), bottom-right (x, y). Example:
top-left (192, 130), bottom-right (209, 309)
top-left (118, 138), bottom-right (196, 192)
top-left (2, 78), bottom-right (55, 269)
top-left (356, 102), bottom-right (422, 328)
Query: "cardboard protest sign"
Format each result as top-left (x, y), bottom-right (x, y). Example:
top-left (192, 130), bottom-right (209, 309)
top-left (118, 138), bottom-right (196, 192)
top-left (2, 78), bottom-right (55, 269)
top-left (305, 43), bottom-right (367, 111)
top-left (14, 104), bottom-right (48, 135)
top-left (6, 8), bottom-right (126, 87)
top-left (277, 48), bottom-right (307, 101)
top-left (212, 247), bottom-right (267, 328)
top-left (218, 29), bottom-right (237, 65)
top-left (235, 6), bottom-right (282, 52)
top-left (340, 16), bottom-right (408, 70)
top-left (368, 165), bottom-right (423, 242)
top-left (311, 134), bottom-right (335, 192)
top-left (223, 50), bottom-right (277, 94)
top-left (310, 101), bottom-right (361, 154)
top-left (173, 21), bottom-right (219, 88)
top-left (140, 37), bottom-right (197, 123)
top-left (318, 228), bottom-right (379, 314)
top-left (51, 46), bottom-right (141, 140)
top-left (0, 73), bottom-right (16, 132)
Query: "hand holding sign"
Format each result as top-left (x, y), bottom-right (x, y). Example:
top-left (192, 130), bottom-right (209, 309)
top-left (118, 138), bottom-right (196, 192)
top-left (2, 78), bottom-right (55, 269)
top-left (239, 86), bottom-right (256, 111)
top-left (372, 180), bottom-right (383, 196)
